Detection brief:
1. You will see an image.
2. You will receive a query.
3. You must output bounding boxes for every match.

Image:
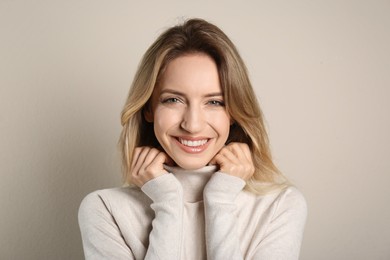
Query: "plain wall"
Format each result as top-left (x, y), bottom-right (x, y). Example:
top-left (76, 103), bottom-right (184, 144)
top-left (1, 0), bottom-right (389, 259)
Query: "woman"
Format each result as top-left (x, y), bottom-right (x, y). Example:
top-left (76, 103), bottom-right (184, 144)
top-left (79, 18), bottom-right (307, 260)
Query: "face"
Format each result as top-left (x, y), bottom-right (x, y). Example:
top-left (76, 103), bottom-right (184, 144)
top-left (145, 53), bottom-right (231, 170)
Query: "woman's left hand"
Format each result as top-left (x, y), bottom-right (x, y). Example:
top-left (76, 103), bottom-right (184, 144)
top-left (209, 142), bottom-right (255, 181)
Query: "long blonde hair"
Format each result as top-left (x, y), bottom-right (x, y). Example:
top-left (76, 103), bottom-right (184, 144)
top-left (119, 18), bottom-right (289, 194)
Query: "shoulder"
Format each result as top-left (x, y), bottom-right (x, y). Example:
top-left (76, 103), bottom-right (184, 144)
top-left (79, 186), bottom-right (141, 208)
top-left (78, 186), bottom-right (151, 222)
top-left (239, 186), bottom-right (307, 220)
top-left (275, 186), bottom-right (307, 212)
top-left (264, 186), bottom-right (308, 224)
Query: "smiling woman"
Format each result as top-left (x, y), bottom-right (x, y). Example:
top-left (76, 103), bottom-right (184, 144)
top-left (78, 18), bottom-right (307, 260)
top-left (144, 54), bottom-right (231, 170)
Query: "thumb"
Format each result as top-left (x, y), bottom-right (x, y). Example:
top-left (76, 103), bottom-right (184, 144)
top-left (208, 156), bottom-right (217, 166)
top-left (164, 153), bottom-right (175, 166)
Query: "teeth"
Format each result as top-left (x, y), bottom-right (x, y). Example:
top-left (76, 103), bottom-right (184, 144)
top-left (180, 138), bottom-right (208, 147)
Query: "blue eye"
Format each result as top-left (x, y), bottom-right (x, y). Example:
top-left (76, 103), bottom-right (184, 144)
top-left (208, 100), bottom-right (225, 106)
top-left (162, 97), bottom-right (180, 103)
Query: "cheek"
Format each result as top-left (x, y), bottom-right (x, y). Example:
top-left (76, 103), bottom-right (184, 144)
top-left (209, 113), bottom-right (231, 140)
top-left (153, 107), bottom-right (182, 135)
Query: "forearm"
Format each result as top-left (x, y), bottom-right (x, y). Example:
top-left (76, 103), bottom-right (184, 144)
top-left (252, 187), bottom-right (307, 260)
top-left (204, 172), bottom-right (246, 260)
top-left (141, 174), bottom-right (184, 260)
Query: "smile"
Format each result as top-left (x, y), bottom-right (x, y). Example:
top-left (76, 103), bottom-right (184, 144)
top-left (179, 138), bottom-right (208, 147)
top-left (174, 137), bottom-right (211, 154)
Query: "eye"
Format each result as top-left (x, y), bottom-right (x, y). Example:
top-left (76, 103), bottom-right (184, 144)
top-left (207, 100), bottom-right (225, 106)
top-left (161, 97), bottom-right (181, 104)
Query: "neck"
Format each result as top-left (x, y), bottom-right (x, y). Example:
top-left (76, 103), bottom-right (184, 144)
top-left (163, 165), bottom-right (217, 202)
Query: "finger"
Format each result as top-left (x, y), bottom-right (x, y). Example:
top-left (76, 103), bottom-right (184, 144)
top-left (131, 147), bottom-right (143, 170)
top-left (215, 144), bottom-right (255, 180)
top-left (209, 146), bottom-right (236, 168)
top-left (132, 147), bottom-right (151, 177)
top-left (226, 142), bottom-right (252, 163)
top-left (130, 148), bottom-right (147, 186)
top-left (240, 143), bottom-right (253, 163)
top-left (138, 149), bottom-right (170, 182)
top-left (218, 146), bottom-right (240, 165)
top-left (141, 148), bottom-right (160, 170)
top-left (225, 142), bottom-right (243, 159)
top-left (152, 149), bottom-right (175, 166)
top-left (211, 153), bottom-right (228, 169)
top-left (235, 144), bottom-right (255, 179)
top-left (208, 157), bottom-right (217, 165)
top-left (162, 153), bottom-right (175, 166)
top-left (151, 151), bottom-right (171, 170)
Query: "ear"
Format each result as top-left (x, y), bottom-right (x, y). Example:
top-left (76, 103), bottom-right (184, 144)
top-left (143, 106), bottom-right (154, 123)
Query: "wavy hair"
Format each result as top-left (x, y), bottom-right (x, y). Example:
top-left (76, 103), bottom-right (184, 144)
top-left (119, 18), bottom-right (289, 194)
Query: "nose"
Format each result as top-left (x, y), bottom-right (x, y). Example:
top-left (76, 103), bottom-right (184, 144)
top-left (180, 105), bottom-right (205, 133)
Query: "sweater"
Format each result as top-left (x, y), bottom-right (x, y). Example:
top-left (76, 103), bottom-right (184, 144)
top-left (78, 165), bottom-right (307, 260)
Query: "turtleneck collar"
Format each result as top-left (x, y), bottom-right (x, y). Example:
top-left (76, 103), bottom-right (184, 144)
top-left (163, 164), bottom-right (218, 203)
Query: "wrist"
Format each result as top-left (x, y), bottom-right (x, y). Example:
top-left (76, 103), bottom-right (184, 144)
top-left (204, 172), bottom-right (246, 202)
top-left (141, 173), bottom-right (183, 202)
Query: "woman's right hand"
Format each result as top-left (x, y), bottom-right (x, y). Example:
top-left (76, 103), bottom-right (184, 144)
top-left (130, 146), bottom-right (173, 187)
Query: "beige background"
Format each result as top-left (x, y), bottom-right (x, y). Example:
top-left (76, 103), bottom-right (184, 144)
top-left (1, 0), bottom-right (389, 259)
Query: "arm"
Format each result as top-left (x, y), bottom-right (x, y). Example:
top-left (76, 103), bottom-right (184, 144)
top-left (205, 142), bottom-right (253, 260)
top-left (78, 174), bottom-right (184, 260)
top-left (132, 147), bottom-right (183, 260)
top-left (141, 174), bottom-right (184, 260)
top-left (78, 192), bottom-right (135, 259)
top-left (79, 147), bottom-right (183, 260)
top-left (206, 143), bottom-right (307, 260)
top-left (252, 188), bottom-right (307, 260)
top-left (203, 172), bottom-right (246, 260)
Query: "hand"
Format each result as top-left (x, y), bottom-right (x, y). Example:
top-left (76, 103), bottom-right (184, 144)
top-left (209, 142), bottom-right (255, 181)
top-left (130, 146), bottom-right (174, 187)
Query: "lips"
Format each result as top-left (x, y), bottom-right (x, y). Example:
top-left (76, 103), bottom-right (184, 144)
top-left (174, 137), bottom-right (211, 153)
top-left (179, 138), bottom-right (208, 147)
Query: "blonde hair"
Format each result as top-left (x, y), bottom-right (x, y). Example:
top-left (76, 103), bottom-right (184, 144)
top-left (119, 18), bottom-right (289, 194)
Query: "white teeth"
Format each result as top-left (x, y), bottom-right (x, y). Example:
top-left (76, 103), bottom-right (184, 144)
top-left (179, 138), bottom-right (208, 147)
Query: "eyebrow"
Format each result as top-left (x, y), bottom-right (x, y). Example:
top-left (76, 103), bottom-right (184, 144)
top-left (159, 89), bottom-right (223, 98)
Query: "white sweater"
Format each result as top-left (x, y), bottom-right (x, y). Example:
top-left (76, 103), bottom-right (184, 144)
top-left (78, 165), bottom-right (307, 260)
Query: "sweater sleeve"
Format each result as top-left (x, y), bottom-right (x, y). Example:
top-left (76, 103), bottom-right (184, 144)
top-left (141, 173), bottom-right (184, 260)
top-left (252, 187), bottom-right (307, 260)
top-left (204, 173), bottom-right (307, 260)
top-left (78, 173), bottom-right (184, 260)
top-left (203, 172), bottom-right (246, 260)
top-left (78, 191), bottom-right (135, 260)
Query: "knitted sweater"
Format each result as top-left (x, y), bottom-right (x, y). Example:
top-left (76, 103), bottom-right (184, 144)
top-left (78, 165), bottom-right (307, 259)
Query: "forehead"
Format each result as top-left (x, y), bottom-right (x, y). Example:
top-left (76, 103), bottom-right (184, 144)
top-left (155, 53), bottom-right (221, 95)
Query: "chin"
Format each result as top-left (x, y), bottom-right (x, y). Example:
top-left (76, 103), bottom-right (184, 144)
top-left (174, 160), bottom-right (209, 170)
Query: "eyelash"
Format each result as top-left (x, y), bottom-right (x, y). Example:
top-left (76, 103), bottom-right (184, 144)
top-left (207, 100), bottom-right (225, 106)
top-left (161, 97), bottom-right (181, 104)
top-left (160, 97), bottom-right (225, 107)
